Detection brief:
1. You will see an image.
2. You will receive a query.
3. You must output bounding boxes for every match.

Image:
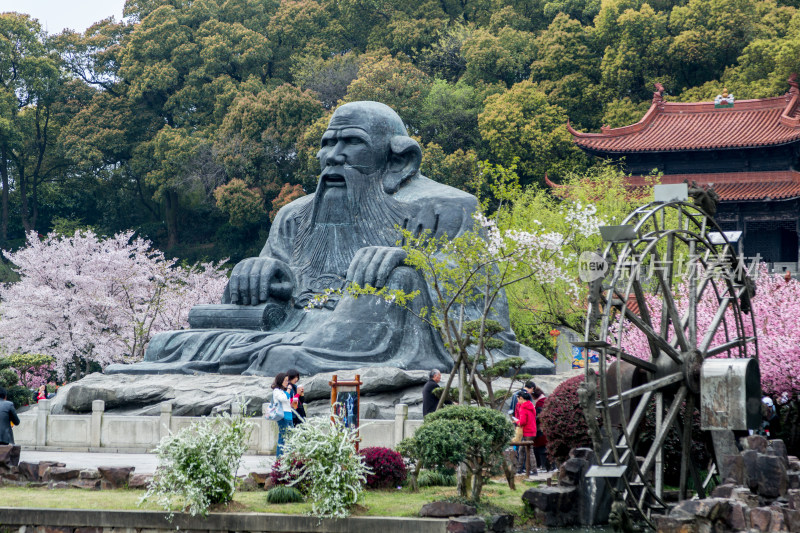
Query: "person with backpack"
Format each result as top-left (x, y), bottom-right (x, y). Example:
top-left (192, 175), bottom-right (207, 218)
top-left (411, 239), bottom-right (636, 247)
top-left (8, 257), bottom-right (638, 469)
top-left (271, 373), bottom-right (294, 457)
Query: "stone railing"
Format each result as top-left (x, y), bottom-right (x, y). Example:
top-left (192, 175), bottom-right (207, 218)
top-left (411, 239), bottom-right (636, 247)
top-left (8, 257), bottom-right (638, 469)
top-left (14, 400), bottom-right (422, 453)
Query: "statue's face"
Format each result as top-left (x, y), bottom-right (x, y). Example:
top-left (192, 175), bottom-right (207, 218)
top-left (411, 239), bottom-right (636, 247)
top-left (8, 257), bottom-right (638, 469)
top-left (317, 106), bottom-right (390, 187)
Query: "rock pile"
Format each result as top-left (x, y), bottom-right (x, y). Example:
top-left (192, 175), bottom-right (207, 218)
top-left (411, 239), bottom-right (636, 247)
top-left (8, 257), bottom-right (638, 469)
top-left (0, 447), bottom-right (145, 490)
top-left (521, 447), bottom-right (610, 527)
top-left (655, 436), bottom-right (800, 532)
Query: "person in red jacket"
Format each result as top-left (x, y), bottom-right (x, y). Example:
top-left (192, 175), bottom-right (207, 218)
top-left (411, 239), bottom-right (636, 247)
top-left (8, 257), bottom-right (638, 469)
top-left (515, 391), bottom-right (538, 475)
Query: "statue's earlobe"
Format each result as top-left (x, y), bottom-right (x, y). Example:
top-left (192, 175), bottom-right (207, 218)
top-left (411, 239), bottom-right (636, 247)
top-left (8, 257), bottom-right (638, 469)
top-left (384, 136), bottom-right (422, 194)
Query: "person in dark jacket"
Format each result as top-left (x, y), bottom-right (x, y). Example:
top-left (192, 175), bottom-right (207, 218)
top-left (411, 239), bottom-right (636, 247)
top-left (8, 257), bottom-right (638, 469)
top-left (508, 380), bottom-right (536, 417)
top-left (532, 386), bottom-right (551, 471)
top-left (0, 387), bottom-right (20, 445)
top-left (423, 369), bottom-right (454, 417)
top-left (287, 368), bottom-right (306, 425)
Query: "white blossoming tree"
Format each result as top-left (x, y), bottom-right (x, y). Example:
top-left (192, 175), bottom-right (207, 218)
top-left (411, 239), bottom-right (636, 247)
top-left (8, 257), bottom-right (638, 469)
top-left (495, 163), bottom-right (657, 355)
top-left (0, 231), bottom-right (228, 380)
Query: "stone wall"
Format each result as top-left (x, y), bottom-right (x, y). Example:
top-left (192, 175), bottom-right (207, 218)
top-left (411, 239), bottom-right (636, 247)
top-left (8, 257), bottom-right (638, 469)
top-left (14, 400), bottom-right (422, 453)
top-left (0, 508), bottom-right (447, 533)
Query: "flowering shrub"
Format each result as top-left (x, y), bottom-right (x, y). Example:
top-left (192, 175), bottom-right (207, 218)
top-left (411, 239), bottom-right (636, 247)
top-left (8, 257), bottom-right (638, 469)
top-left (278, 413), bottom-right (370, 518)
top-left (359, 447), bottom-right (406, 488)
top-left (269, 458), bottom-right (307, 493)
top-left (140, 410), bottom-right (254, 516)
top-left (539, 374), bottom-right (594, 465)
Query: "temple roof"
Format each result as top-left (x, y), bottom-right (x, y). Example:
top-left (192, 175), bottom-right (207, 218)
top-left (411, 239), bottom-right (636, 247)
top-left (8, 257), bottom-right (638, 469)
top-left (545, 170), bottom-right (800, 202)
top-left (568, 78), bottom-right (800, 153)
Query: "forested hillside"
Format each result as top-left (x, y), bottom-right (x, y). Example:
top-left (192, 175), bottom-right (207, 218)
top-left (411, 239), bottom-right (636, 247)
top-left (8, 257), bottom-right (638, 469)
top-left (2, 0), bottom-right (799, 262)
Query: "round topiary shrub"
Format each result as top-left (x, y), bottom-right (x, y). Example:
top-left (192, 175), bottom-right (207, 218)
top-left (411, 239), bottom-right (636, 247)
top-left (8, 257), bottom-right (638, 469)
top-left (539, 374), bottom-right (594, 466)
top-left (359, 446), bottom-right (407, 488)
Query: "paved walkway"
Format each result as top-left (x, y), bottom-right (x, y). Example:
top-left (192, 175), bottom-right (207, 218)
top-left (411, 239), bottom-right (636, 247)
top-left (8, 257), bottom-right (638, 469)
top-left (19, 450), bottom-right (274, 475)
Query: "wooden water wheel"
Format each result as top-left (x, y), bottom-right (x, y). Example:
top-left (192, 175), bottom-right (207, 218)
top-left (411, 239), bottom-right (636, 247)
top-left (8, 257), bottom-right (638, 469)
top-left (575, 192), bottom-right (761, 529)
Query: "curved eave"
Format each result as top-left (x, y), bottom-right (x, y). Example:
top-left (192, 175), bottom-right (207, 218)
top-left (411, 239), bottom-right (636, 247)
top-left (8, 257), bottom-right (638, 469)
top-left (574, 137), bottom-right (800, 155)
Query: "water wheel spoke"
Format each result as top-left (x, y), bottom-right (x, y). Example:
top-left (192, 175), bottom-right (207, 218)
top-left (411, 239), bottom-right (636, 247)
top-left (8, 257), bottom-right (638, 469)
top-left (631, 279), bottom-right (661, 362)
top-left (699, 297), bottom-right (732, 353)
top-left (706, 337), bottom-right (755, 357)
top-left (620, 306), bottom-right (683, 364)
top-left (640, 386), bottom-right (688, 475)
top-left (605, 372), bottom-right (683, 407)
top-left (652, 268), bottom-right (689, 352)
top-left (606, 346), bottom-right (658, 373)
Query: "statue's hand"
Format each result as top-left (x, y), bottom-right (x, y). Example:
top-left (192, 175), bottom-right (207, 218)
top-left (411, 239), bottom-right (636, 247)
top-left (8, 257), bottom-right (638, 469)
top-left (227, 257), bottom-right (294, 305)
top-left (346, 246), bottom-right (407, 289)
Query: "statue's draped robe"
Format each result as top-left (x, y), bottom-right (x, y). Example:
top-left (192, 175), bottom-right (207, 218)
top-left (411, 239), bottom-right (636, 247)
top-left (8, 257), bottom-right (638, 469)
top-left (106, 176), bottom-right (535, 376)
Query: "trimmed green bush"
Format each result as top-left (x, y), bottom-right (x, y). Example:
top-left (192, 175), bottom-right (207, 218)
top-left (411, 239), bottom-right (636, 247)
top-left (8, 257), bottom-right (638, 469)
top-left (266, 485), bottom-right (304, 504)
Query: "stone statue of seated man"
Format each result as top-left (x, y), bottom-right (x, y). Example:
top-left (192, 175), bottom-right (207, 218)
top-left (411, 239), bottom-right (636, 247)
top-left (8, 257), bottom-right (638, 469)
top-left (106, 101), bottom-right (552, 376)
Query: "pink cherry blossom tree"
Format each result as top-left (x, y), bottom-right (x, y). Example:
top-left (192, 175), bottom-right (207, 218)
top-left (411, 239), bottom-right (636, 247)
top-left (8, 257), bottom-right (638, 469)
top-left (614, 265), bottom-right (800, 398)
top-left (0, 231), bottom-right (228, 380)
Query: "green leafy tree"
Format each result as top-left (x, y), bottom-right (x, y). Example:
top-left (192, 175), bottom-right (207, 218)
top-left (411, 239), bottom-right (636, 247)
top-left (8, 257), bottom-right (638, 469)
top-left (461, 27), bottom-right (536, 87)
top-left (599, 4), bottom-right (673, 101)
top-left (494, 163), bottom-right (655, 349)
top-left (531, 14), bottom-right (604, 130)
top-left (399, 405), bottom-right (513, 501)
top-left (344, 55), bottom-right (432, 133)
top-left (213, 179), bottom-right (265, 227)
top-left (478, 80), bottom-right (588, 185)
top-left (419, 79), bottom-right (482, 153)
top-left (6, 353), bottom-right (55, 389)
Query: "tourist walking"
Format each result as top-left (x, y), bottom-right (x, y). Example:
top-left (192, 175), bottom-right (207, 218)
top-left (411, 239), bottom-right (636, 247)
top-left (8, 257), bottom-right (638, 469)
top-left (0, 387), bottom-right (20, 445)
top-left (515, 391), bottom-right (537, 474)
top-left (532, 386), bottom-right (552, 471)
top-left (271, 373), bottom-right (294, 458)
top-left (287, 369), bottom-right (306, 425)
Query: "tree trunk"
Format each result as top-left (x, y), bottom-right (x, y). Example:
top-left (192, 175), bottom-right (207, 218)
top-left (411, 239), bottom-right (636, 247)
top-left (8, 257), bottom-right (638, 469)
top-left (19, 167), bottom-right (31, 232)
top-left (165, 189), bottom-right (179, 248)
top-left (72, 355), bottom-right (83, 382)
top-left (456, 463), bottom-right (469, 498)
top-left (470, 467), bottom-right (484, 502)
top-left (0, 146), bottom-right (8, 244)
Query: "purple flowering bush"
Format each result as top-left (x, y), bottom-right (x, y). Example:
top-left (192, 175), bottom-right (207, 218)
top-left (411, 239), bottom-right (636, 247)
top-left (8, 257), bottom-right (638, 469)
top-left (359, 447), bottom-right (407, 488)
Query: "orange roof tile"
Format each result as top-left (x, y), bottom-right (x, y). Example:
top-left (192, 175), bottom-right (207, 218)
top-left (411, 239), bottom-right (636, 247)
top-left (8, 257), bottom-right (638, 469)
top-left (627, 171), bottom-right (800, 201)
top-left (546, 171), bottom-right (800, 201)
top-left (569, 79), bottom-right (800, 153)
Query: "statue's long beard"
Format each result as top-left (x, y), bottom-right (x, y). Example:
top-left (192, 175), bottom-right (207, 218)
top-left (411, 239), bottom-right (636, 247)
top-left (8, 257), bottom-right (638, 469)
top-left (293, 168), bottom-right (408, 290)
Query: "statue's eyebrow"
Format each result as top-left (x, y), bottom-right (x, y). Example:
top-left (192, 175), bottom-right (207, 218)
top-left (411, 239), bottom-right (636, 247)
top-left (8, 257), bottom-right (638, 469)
top-left (337, 127), bottom-right (371, 143)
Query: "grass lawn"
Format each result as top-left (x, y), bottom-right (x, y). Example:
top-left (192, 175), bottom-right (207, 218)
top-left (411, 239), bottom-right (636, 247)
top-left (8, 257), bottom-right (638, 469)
top-left (0, 479), bottom-right (540, 518)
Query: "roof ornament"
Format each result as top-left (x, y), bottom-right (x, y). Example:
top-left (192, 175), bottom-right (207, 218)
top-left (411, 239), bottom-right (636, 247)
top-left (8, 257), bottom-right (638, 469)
top-left (685, 180), bottom-right (720, 217)
top-left (652, 82), bottom-right (666, 109)
top-left (714, 88), bottom-right (734, 108)
top-left (786, 74), bottom-right (799, 101)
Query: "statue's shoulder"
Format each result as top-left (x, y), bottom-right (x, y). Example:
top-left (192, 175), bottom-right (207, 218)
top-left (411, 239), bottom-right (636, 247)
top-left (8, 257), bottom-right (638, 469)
top-left (273, 192), bottom-right (315, 222)
top-left (395, 175), bottom-right (478, 210)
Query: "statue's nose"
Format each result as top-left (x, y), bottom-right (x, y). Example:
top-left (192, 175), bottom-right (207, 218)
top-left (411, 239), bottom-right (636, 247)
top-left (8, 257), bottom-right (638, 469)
top-left (328, 147), bottom-right (346, 165)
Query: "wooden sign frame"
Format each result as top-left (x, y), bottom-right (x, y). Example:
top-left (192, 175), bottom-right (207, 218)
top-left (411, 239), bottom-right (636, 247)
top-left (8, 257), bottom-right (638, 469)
top-left (329, 374), bottom-right (362, 450)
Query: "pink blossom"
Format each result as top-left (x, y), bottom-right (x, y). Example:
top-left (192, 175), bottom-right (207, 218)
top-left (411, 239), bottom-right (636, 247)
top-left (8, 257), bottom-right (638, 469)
top-left (614, 266), bottom-right (800, 397)
top-left (0, 231), bottom-right (228, 378)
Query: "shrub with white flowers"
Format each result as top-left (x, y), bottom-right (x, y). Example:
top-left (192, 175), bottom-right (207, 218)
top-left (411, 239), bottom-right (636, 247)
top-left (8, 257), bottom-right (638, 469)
top-left (278, 411), bottom-right (370, 518)
top-left (140, 409), bottom-right (254, 516)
